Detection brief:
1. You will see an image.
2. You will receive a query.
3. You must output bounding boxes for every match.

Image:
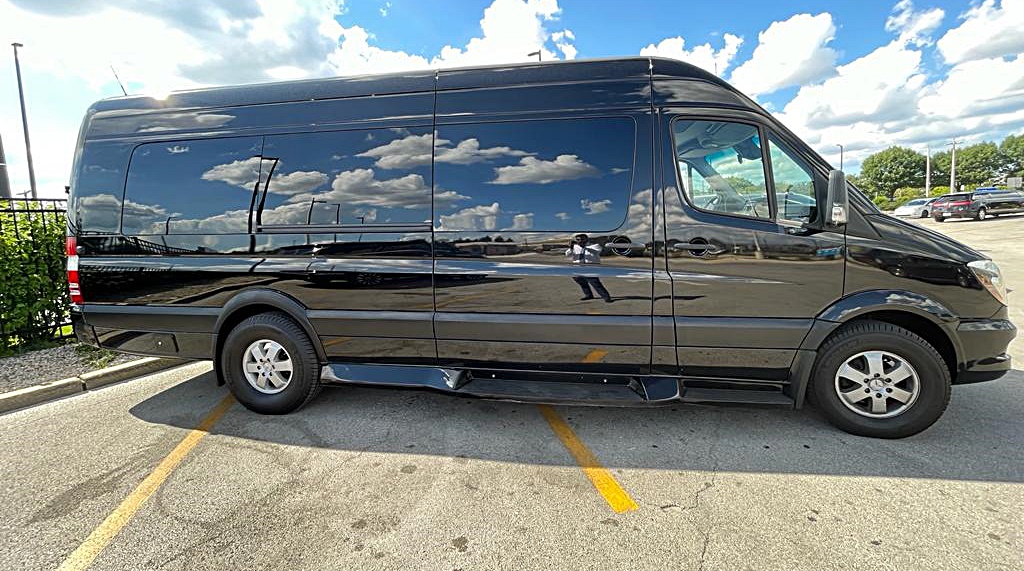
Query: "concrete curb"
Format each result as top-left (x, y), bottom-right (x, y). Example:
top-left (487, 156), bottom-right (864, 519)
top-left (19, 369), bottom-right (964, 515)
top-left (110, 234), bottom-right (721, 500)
top-left (0, 357), bottom-right (190, 414)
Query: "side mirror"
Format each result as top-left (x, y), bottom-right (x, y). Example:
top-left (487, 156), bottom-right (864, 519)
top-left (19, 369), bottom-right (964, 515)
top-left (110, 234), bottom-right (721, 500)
top-left (825, 169), bottom-right (848, 226)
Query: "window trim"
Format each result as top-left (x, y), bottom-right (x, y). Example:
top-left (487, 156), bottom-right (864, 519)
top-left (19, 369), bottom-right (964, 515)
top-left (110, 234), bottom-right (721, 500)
top-left (668, 116), bottom-right (775, 223)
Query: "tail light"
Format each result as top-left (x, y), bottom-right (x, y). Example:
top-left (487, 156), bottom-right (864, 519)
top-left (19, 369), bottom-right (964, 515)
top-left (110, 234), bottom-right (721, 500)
top-left (949, 201), bottom-right (971, 206)
top-left (66, 236), bottom-right (84, 305)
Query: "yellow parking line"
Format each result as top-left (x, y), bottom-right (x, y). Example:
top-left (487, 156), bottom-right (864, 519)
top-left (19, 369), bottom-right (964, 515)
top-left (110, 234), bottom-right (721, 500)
top-left (57, 394), bottom-right (235, 571)
top-left (538, 405), bottom-right (638, 513)
top-left (537, 347), bottom-right (636, 514)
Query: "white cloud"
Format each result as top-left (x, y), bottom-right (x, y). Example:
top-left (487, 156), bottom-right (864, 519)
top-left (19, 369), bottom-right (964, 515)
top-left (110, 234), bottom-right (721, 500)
top-left (580, 198), bottom-right (611, 215)
top-left (773, 1), bottom-right (1024, 172)
top-left (380, 2), bottom-right (391, 17)
top-left (729, 13), bottom-right (838, 96)
top-left (885, 0), bottom-right (944, 47)
top-left (201, 157), bottom-right (327, 195)
top-left (492, 154), bottom-right (599, 185)
top-left (430, 0), bottom-right (567, 67)
top-left (552, 29), bottom-right (577, 60)
top-left (640, 34), bottom-right (743, 77)
top-left (356, 133), bottom-right (531, 169)
top-left (508, 213), bottom-right (534, 230)
top-left (438, 202), bottom-right (501, 231)
top-left (555, 212), bottom-right (570, 221)
top-left (937, 0), bottom-right (1024, 64)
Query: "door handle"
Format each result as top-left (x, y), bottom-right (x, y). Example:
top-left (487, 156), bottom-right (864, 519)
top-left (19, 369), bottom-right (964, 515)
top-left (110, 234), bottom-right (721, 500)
top-left (672, 241), bottom-right (724, 255)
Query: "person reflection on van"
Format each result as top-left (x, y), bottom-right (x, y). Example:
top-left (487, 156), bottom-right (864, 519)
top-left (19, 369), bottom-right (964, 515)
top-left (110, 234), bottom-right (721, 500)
top-left (565, 233), bottom-right (613, 302)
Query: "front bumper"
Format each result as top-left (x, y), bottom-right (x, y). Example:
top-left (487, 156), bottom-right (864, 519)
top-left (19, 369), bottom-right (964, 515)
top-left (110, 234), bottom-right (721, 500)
top-left (955, 318), bottom-right (1016, 384)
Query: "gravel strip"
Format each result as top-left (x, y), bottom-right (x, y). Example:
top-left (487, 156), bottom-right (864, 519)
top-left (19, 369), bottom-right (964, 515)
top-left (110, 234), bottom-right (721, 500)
top-left (0, 343), bottom-right (138, 393)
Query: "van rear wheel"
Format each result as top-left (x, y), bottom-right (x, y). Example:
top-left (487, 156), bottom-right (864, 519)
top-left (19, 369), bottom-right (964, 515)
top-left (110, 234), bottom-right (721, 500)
top-left (811, 321), bottom-right (950, 438)
top-left (221, 312), bottom-right (321, 414)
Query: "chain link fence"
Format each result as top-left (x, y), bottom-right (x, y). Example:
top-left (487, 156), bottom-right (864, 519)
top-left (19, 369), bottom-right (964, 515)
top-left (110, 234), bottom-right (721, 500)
top-left (0, 198), bottom-right (71, 350)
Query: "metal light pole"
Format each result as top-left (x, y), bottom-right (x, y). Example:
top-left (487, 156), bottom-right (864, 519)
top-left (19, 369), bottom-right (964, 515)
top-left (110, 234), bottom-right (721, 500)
top-left (835, 144), bottom-right (844, 171)
top-left (924, 144), bottom-right (931, 197)
top-left (527, 50), bottom-right (541, 62)
top-left (948, 138), bottom-right (960, 193)
top-left (0, 131), bottom-right (11, 198)
top-left (11, 43), bottom-right (37, 199)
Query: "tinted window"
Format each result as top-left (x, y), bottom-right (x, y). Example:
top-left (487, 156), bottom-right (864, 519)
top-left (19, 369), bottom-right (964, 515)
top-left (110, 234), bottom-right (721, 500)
top-left (71, 142), bottom-right (132, 235)
top-left (259, 128), bottom-right (432, 227)
top-left (433, 118), bottom-right (635, 232)
top-left (123, 137), bottom-right (261, 235)
top-left (767, 134), bottom-right (817, 223)
top-left (673, 119), bottom-right (770, 219)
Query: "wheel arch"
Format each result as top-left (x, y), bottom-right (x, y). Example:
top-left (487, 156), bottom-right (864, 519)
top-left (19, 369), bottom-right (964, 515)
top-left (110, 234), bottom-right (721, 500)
top-left (792, 290), bottom-right (964, 407)
top-left (211, 289), bottom-right (326, 385)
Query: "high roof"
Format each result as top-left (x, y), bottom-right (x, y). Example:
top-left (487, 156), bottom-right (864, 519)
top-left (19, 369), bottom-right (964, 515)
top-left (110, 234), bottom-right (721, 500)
top-left (87, 56), bottom-right (749, 114)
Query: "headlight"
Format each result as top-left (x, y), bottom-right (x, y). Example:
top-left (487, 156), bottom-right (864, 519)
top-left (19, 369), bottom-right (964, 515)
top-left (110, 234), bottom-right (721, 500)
top-left (968, 260), bottom-right (1008, 305)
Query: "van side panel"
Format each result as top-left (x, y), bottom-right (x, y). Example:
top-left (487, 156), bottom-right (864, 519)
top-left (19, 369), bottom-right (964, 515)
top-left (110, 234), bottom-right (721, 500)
top-left (432, 78), bottom-right (655, 374)
top-left (75, 92), bottom-right (438, 365)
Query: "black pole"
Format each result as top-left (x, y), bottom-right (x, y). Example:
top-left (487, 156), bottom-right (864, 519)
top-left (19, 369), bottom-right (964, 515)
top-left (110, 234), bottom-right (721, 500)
top-left (12, 43), bottom-right (37, 199)
top-left (0, 131), bottom-right (11, 198)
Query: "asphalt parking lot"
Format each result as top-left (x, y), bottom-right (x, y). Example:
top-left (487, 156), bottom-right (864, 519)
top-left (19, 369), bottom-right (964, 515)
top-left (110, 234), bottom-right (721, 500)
top-left (2, 215), bottom-right (1022, 571)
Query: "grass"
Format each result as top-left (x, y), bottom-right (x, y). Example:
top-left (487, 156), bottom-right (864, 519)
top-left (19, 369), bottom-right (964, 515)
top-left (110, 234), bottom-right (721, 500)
top-left (74, 344), bottom-right (120, 369)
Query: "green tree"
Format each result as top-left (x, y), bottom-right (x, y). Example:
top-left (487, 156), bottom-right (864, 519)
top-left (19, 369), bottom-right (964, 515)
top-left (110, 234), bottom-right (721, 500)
top-left (1000, 134), bottom-right (1024, 178)
top-left (954, 142), bottom-right (1002, 188)
top-left (859, 147), bottom-right (926, 199)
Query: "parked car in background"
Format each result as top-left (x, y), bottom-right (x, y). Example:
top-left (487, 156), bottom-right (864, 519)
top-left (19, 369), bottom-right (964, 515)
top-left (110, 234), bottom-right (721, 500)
top-left (894, 197), bottom-right (937, 218)
top-left (932, 190), bottom-right (1024, 221)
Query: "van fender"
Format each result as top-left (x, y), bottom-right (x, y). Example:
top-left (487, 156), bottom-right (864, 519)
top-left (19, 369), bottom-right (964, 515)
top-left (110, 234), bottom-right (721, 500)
top-left (788, 289), bottom-right (961, 408)
top-left (211, 289), bottom-right (327, 385)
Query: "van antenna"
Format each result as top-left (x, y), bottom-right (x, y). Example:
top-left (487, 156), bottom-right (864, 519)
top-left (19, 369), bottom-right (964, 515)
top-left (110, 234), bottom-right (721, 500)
top-left (110, 65), bottom-right (128, 96)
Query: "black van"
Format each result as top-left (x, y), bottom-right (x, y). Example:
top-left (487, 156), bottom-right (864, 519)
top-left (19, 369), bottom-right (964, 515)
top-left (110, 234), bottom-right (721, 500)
top-left (67, 57), bottom-right (1015, 438)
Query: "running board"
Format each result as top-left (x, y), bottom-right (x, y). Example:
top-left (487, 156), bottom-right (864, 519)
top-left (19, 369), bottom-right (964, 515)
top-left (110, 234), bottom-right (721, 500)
top-left (321, 363), bottom-right (794, 408)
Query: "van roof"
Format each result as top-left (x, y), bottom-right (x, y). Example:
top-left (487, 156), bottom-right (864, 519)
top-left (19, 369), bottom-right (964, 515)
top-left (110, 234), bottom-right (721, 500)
top-left (86, 56), bottom-right (755, 114)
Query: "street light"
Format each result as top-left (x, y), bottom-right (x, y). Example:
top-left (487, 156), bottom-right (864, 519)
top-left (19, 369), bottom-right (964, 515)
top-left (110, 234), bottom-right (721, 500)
top-left (11, 42), bottom-right (37, 199)
top-left (527, 50), bottom-right (541, 62)
top-left (835, 144), bottom-right (844, 171)
top-left (948, 138), bottom-right (960, 193)
top-left (924, 144), bottom-right (932, 197)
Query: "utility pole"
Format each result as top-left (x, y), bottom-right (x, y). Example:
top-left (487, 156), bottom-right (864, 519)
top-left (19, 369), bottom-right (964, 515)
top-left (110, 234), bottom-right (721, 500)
top-left (835, 144), bottom-right (844, 171)
top-left (924, 144), bottom-right (931, 197)
top-left (948, 138), bottom-right (960, 193)
top-left (11, 43), bottom-right (37, 199)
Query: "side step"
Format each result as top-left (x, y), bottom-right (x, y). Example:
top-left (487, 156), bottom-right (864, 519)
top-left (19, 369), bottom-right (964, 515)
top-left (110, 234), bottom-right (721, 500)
top-left (321, 363), bottom-right (793, 407)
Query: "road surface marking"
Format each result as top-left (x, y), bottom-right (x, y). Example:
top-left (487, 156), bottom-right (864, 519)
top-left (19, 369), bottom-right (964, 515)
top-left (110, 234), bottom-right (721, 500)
top-left (57, 394), bottom-right (235, 571)
top-left (538, 348), bottom-right (636, 513)
top-left (538, 405), bottom-right (638, 513)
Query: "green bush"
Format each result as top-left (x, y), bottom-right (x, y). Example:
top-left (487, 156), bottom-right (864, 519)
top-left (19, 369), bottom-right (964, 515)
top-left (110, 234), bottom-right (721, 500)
top-left (0, 200), bottom-right (70, 350)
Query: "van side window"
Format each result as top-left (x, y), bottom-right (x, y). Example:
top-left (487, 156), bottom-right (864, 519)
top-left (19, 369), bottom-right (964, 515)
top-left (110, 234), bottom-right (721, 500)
top-left (259, 128), bottom-right (433, 228)
top-left (433, 118), bottom-right (635, 232)
top-left (672, 120), bottom-right (770, 219)
top-left (123, 137), bottom-right (262, 235)
top-left (767, 135), bottom-right (817, 223)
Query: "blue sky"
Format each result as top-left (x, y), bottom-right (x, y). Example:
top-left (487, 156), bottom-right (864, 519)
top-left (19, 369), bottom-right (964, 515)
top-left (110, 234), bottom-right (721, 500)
top-left (1, 0), bottom-right (1022, 197)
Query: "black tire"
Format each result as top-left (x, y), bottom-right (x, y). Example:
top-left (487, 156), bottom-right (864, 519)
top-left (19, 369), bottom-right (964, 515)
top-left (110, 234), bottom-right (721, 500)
top-left (934, 216), bottom-right (945, 222)
top-left (811, 321), bottom-right (951, 438)
top-left (920, 210), bottom-right (929, 218)
top-left (975, 207), bottom-right (987, 221)
top-left (221, 312), bottom-right (322, 414)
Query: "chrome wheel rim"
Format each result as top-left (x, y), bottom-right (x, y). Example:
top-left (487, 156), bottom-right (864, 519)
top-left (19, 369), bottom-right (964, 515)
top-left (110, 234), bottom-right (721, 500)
top-left (834, 350), bottom-right (921, 419)
top-left (978, 209), bottom-right (986, 220)
top-left (242, 339), bottom-right (293, 394)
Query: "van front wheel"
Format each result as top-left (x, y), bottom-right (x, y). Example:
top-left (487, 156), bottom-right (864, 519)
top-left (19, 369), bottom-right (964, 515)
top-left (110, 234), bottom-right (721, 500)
top-left (811, 321), bottom-right (950, 438)
top-left (221, 312), bottom-right (322, 414)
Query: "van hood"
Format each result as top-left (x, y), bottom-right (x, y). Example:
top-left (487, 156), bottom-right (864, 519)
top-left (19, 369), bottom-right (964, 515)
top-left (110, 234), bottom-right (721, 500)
top-left (864, 213), bottom-right (985, 263)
